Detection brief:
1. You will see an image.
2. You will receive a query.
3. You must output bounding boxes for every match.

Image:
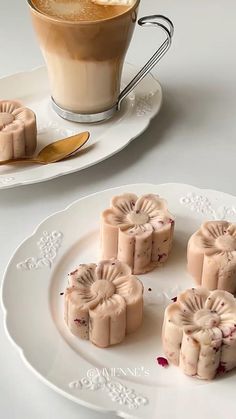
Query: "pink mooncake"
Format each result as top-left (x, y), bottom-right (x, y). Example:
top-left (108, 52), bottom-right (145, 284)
top-left (162, 287), bottom-right (236, 380)
top-left (0, 100), bottom-right (37, 161)
top-left (187, 221), bottom-right (236, 293)
top-left (101, 193), bottom-right (175, 274)
top-left (64, 259), bottom-right (143, 348)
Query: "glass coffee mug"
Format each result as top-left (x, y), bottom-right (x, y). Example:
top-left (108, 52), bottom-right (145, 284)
top-left (28, 1), bottom-right (174, 123)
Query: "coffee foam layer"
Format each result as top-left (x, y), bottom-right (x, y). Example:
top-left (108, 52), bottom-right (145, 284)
top-left (32, 0), bottom-right (131, 21)
top-left (92, 0), bottom-right (135, 5)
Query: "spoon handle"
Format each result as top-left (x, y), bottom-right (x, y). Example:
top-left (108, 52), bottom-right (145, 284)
top-left (0, 158), bottom-right (41, 165)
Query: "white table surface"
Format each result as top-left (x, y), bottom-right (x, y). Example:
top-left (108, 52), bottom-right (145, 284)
top-left (0, 0), bottom-right (235, 418)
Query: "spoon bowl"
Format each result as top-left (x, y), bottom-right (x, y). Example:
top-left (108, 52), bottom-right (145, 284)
top-left (0, 131), bottom-right (90, 165)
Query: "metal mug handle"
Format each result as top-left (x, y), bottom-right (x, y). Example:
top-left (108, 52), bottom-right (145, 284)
top-left (117, 15), bottom-right (174, 110)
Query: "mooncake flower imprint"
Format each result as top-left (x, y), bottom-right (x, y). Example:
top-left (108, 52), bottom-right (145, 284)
top-left (162, 287), bottom-right (236, 380)
top-left (187, 221), bottom-right (236, 293)
top-left (101, 193), bottom-right (175, 274)
top-left (0, 100), bottom-right (37, 161)
top-left (64, 259), bottom-right (143, 348)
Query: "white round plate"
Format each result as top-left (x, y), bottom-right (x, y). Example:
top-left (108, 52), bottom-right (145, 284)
top-left (0, 64), bottom-right (162, 190)
top-left (2, 183), bottom-right (236, 419)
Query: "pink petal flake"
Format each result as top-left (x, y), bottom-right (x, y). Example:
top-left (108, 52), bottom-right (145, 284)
top-left (157, 357), bottom-right (169, 368)
top-left (216, 363), bottom-right (226, 375)
top-left (69, 269), bottom-right (78, 276)
top-left (157, 253), bottom-right (167, 262)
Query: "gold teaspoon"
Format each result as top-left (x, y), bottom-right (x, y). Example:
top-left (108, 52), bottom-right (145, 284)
top-left (0, 131), bottom-right (90, 165)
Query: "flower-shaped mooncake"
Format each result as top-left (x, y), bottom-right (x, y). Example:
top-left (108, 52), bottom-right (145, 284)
top-left (187, 221), bottom-right (236, 294)
top-left (101, 193), bottom-right (175, 274)
top-left (0, 100), bottom-right (37, 161)
top-left (162, 287), bottom-right (236, 380)
top-left (64, 259), bottom-right (143, 348)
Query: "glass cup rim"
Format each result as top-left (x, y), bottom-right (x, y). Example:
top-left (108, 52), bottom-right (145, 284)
top-left (27, 0), bottom-right (140, 25)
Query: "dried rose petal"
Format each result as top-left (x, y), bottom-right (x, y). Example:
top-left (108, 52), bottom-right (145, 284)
top-left (171, 296), bottom-right (177, 302)
top-left (216, 363), bottom-right (226, 375)
top-left (69, 269), bottom-right (78, 276)
top-left (157, 253), bottom-right (167, 262)
top-left (157, 357), bottom-right (169, 368)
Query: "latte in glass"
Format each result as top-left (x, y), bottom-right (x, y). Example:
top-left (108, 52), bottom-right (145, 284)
top-left (29, 0), bottom-right (139, 114)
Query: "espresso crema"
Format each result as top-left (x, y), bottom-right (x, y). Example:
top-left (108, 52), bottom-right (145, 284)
top-left (31, 0), bottom-right (131, 21)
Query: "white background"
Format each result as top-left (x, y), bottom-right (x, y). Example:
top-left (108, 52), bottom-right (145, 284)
top-left (0, 0), bottom-right (235, 418)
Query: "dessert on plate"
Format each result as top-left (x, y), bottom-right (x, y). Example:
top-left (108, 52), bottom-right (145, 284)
top-left (162, 287), bottom-right (236, 379)
top-left (64, 259), bottom-right (143, 348)
top-left (100, 193), bottom-right (175, 274)
top-left (0, 100), bottom-right (37, 161)
top-left (187, 221), bottom-right (236, 293)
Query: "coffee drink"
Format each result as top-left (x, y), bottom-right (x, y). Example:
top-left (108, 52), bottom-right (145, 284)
top-left (29, 0), bottom-right (139, 114)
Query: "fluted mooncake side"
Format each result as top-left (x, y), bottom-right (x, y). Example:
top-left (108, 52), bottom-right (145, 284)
top-left (0, 100), bottom-right (37, 161)
top-left (101, 193), bottom-right (175, 274)
top-left (162, 287), bottom-right (236, 380)
top-left (64, 259), bottom-right (143, 348)
top-left (187, 221), bottom-right (236, 293)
